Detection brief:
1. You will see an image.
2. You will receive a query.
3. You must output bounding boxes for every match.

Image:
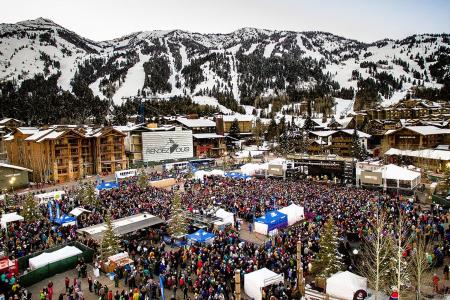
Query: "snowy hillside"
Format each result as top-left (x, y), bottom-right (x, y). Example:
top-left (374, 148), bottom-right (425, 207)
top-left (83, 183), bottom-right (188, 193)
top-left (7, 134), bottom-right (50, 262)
top-left (1, 18), bottom-right (449, 112)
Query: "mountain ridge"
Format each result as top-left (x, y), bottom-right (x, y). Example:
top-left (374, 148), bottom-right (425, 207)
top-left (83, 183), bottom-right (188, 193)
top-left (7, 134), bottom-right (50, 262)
top-left (0, 18), bottom-right (449, 118)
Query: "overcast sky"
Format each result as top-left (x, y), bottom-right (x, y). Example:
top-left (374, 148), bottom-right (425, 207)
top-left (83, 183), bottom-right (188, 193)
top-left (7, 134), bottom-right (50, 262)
top-left (2, 0), bottom-right (449, 42)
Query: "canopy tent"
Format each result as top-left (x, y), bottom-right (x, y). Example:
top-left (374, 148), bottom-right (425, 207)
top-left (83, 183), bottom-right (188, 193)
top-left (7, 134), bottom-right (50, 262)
top-left (244, 268), bottom-right (284, 300)
top-left (194, 169), bottom-right (225, 181)
top-left (278, 204), bottom-right (304, 226)
top-left (1, 212), bottom-right (24, 229)
top-left (77, 213), bottom-right (164, 241)
top-left (214, 208), bottom-right (234, 227)
top-left (149, 178), bottom-right (177, 188)
top-left (254, 210), bottom-right (288, 235)
top-left (326, 271), bottom-right (367, 300)
top-left (96, 181), bottom-right (119, 191)
top-left (225, 172), bottom-right (251, 180)
top-left (29, 246), bottom-right (82, 270)
top-left (187, 229), bottom-right (215, 244)
top-left (69, 207), bottom-right (91, 217)
top-left (53, 214), bottom-right (76, 226)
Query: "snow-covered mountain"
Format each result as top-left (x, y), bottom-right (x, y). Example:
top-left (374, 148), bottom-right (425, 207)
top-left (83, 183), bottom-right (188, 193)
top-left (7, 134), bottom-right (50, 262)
top-left (1, 18), bottom-right (449, 111)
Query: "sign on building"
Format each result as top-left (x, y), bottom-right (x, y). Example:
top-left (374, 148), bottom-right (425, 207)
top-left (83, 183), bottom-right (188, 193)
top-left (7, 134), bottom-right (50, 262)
top-left (360, 171), bottom-right (383, 185)
top-left (142, 130), bottom-right (193, 162)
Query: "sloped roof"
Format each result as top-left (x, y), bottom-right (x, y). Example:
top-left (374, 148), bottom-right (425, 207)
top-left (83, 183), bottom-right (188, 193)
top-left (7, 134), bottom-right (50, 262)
top-left (221, 115), bottom-right (254, 122)
top-left (385, 148), bottom-right (450, 161)
top-left (0, 162), bottom-right (32, 172)
top-left (177, 117), bottom-right (216, 128)
top-left (387, 126), bottom-right (450, 136)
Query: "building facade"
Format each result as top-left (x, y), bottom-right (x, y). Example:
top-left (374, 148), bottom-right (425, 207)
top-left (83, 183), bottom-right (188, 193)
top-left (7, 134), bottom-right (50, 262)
top-left (384, 126), bottom-right (450, 150)
top-left (5, 126), bottom-right (127, 183)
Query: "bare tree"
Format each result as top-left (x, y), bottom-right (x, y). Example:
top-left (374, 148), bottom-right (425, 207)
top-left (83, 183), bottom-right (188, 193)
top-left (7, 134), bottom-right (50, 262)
top-left (389, 208), bottom-right (412, 300)
top-left (408, 235), bottom-right (432, 299)
top-left (358, 208), bottom-right (392, 299)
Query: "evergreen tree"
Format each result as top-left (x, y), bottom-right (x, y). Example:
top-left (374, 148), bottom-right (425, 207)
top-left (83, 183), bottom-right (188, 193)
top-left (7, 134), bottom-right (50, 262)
top-left (100, 211), bottom-right (120, 260)
top-left (351, 128), bottom-right (368, 161)
top-left (252, 118), bottom-right (264, 147)
top-left (266, 118), bottom-right (278, 142)
top-left (22, 193), bottom-right (41, 222)
top-left (312, 218), bottom-right (345, 278)
top-left (136, 168), bottom-right (149, 189)
top-left (303, 115), bottom-right (315, 131)
top-left (82, 182), bottom-right (99, 208)
top-left (167, 193), bottom-right (188, 237)
top-left (228, 118), bottom-right (241, 139)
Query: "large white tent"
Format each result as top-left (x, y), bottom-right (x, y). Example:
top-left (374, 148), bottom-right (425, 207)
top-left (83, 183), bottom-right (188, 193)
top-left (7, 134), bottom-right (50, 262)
top-left (278, 204), bottom-right (304, 226)
top-left (326, 271), bottom-right (367, 300)
top-left (194, 169), bottom-right (225, 181)
top-left (1, 212), bottom-right (24, 229)
top-left (244, 268), bottom-right (284, 300)
top-left (214, 208), bottom-right (234, 227)
top-left (29, 246), bottom-right (82, 270)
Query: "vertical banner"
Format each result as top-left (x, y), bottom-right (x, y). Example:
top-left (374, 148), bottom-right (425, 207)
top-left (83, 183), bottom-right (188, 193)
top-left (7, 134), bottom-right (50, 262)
top-left (56, 202), bottom-right (61, 220)
top-left (48, 201), bottom-right (53, 221)
top-left (159, 275), bottom-right (165, 300)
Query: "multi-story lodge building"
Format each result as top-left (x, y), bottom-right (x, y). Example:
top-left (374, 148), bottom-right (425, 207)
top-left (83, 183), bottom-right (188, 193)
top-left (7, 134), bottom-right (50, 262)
top-left (383, 126), bottom-right (450, 150)
top-left (5, 126), bottom-right (127, 183)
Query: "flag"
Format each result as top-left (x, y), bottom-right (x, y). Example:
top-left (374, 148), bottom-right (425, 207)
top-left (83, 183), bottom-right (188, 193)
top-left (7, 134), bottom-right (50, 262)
top-left (48, 201), bottom-right (53, 221)
top-left (159, 275), bottom-right (165, 300)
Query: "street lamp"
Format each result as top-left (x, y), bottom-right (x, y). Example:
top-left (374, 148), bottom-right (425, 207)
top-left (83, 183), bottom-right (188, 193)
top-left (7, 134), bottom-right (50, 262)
top-left (9, 177), bottom-right (16, 193)
top-left (223, 151), bottom-right (228, 172)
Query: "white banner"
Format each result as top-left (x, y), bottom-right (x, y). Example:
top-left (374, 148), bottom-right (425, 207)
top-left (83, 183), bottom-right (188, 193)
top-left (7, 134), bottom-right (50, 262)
top-left (142, 130), bottom-right (193, 162)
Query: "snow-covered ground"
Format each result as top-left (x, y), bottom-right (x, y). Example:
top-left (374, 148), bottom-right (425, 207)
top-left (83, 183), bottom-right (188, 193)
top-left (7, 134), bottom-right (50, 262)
top-left (191, 96), bottom-right (233, 114)
top-left (112, 53), bottom-right (149, 104)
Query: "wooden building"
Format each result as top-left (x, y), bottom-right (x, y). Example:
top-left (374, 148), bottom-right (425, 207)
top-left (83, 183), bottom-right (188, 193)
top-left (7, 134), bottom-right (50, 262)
top-left (384, 126), bottom-right (450, 151)
top-left (5, 126), bottom-right (127, 183)
top-left (216, 115), bottom-right (253, 137)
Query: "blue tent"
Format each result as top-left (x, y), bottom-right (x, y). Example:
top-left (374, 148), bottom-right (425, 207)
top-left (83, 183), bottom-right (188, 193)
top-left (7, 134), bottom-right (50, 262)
top-left (255, 210), bottom-right (288, 232)
top-left (96, 181), bottom-right (119, 191)
top-left (225, 172), bottom-right (251, 180)
top-left (187, 229), bottom-right (215, 243)
top-left (53, 214), bottom-right (76, 226)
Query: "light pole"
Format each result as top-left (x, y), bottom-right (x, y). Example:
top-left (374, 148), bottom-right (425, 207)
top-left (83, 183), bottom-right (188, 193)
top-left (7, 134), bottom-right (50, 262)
top-left (223, 151), bottom-right (228, 172)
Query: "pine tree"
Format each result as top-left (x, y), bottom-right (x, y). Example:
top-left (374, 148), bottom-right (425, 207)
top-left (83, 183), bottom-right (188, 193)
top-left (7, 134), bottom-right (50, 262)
top-left (351, 128), bottom-right (367, 161)
top-left (228, 118), bottom-right (241, 139)
top-left (303, 115), bottom-right (315, 131)
top-left (312, 218), bottom-right (345, 278)
top-left (22, 193), bottom-right (41, 222)
top-left (167, 193), bottom-right (188, 238)
top-left (137, 168), bottom-right (149, 189)
top-left (82, 182), bottom-right (99, 208)
top-left (252, 118), bottom-right (264, 147)
top-left (100, 211), bottom-right (120, 260)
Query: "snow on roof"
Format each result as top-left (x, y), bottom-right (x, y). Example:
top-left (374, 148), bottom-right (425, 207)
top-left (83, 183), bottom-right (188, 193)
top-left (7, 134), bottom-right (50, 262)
top-left (16, 127), bottom-right (39, 135)
top-left (25, 128), bottom-right (54, 141)
top-left (36, 130), bottom-right (66, 142)
top-left (0, 118), bottom-right (23, 125)
top-left (192, 133), bottom-right (224, 139)
top-left (0, 162), bottom-right (32, 172)
top-left (221, 114), bottom-right (254, 122)
top-left (385, 148), bottom-right (450, 161)
top-left (177, 117), bottom-right (216, 128)
top-left (339, 129), bottom-right (371, 138)
top-left (309, 130), bottom-right (336, 137)
top-left (382, 164), bottom-right (420, 181)
top-left (387, 126), bottom-right (450, 136)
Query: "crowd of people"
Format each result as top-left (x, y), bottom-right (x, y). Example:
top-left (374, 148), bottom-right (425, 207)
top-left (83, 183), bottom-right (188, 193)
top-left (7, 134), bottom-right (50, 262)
top-left (1, 170), bottom-right (450, 299)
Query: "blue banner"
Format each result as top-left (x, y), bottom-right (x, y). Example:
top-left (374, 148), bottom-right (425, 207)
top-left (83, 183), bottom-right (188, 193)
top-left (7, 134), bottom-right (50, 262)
top-left (48, 201), bottom-right (53, 221)
top-left (56, 202), bottom-right (61, 220)
top-left (159, 275), bottom-right (165, 300)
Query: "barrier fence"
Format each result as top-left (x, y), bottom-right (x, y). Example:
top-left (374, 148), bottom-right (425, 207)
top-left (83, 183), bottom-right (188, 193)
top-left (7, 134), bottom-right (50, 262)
top-left (18, 242), bottom-right (94, 287)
